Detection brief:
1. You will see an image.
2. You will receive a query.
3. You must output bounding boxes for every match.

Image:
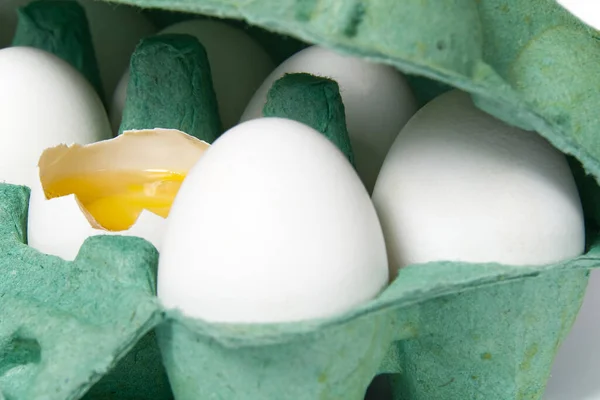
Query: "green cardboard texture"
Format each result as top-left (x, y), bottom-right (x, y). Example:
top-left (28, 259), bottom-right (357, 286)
top-left (11, 0), bottom-right (105, 103)
top-left (157, 255), bottom-right (598, 400)
top-left (263, 73), bottom-right (355, 165)
top-left (118, 34), bottom-right (223, 141)
top-left (110, 0), bottom-right (600, 184)
top-left (135, 1), bottom-right (597, 399)
top-left (1, 0), bottom-right (600, 399)
top-left (81, 331), bottom-right (173, 400)
top-left (0, 34), bottom-right (210, 400)
top-left (0, 185), bottom-right (164, 399)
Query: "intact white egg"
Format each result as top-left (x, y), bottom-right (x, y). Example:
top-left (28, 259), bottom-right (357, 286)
top-left (27, 129), bottom-right (209, 261)
top-left (77, 0), bottom-right (156, 97)
top-left (240, 45), bottom-right (418, 193)
top-left (556, 0), bottom-right (600, 30)
top-left (110, 68), bottom-right (130, 132)
top-left (0, 47), bottom-right (111, 188)
top-left (158, 117), bottom-right (389, 323)
top-left (0, 0), bottom-right (156, 96)
top-left (110, 19), bottom-right (274, 133)
top-left (543, 270), bottom-right (600, 400)
top-left (372, 90), bottom-right (585, 276)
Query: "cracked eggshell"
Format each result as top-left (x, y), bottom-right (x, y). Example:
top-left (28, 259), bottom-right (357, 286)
top-left (27, 128), bottom-right (210, 261)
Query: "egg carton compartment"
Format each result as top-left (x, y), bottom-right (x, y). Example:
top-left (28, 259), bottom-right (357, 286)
top-left (1, 181), bottom-right (598, 400)
top-left (1, 0), bottom-right (600, 400)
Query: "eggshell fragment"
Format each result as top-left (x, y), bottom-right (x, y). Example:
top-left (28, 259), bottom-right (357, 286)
top-left (28, 128), bottom-right (209, 261)
top-left (0, 47), bottom-right (111, 188)
top-left (372, 90), bottom-right (585, 277)
top-left (158, 117), bottom-right (389, 324)
top-left (240, 45), bottom-right (418, 193)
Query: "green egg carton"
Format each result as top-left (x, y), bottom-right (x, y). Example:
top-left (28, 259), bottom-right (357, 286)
top-left (2, 0), bottom-right (600, 399)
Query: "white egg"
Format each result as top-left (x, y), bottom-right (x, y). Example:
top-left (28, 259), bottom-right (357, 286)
top-left (27, 129), bottom-right (209, 261)
top-left (240, 45), bottom-right (418, 194)
top-left (110, 68), bottom-right (130, 132)
top-left (372, 90), bottom-right (584, 276)
top-left (0, 47), bottom-right (111, 188)
top-left (543, 270), bottom-right (600, 400)
top-left (556, 0), bottom-right (600, 30)
top-left (158, 117), bottom-right (389, 323)
top-left (0, 0), bottom-right (156, 96)
top-left (77, 0), bottom-right (156, 97)
top-left (110, 19), bottom-right (274, 133)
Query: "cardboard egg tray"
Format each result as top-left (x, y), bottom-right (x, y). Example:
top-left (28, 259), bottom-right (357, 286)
top-left (2, 0), bottom-right (600, 399)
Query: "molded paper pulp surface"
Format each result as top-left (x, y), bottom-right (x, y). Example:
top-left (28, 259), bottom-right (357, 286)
top-left (2, 180), bottom-right (599, 399)
top-left (1, 0), bottom-right (600, 399)
top-left (118, 34), bottom-right (222, 141)
top-left (0, 186), bottom-right (165, 399)
top-left (12, 0), bottom-right (105, 102)
top-left (263, 72), bottom-right (355, 165)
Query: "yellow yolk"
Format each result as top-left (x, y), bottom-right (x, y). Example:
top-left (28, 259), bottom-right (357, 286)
top-left (43, 170), bottom-right (186, 231)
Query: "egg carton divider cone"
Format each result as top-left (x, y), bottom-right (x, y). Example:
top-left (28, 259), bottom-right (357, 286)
top-left (12, 0), bottom-right (106, 104)
top-left (0, 186), bottom-right (166, 399)
top-left (1, 0), bottom-right (600, 399)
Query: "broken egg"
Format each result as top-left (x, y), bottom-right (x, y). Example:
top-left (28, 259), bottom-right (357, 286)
top-left (27, 128), bottom-right (209, 261)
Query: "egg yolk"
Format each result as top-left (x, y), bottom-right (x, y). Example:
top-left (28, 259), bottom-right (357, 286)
top-left (43, 170), bottom-right (186, 231)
